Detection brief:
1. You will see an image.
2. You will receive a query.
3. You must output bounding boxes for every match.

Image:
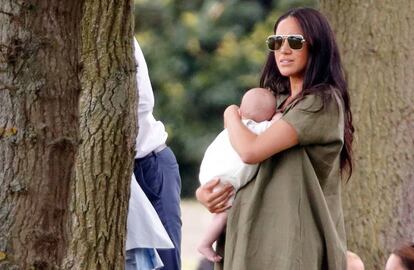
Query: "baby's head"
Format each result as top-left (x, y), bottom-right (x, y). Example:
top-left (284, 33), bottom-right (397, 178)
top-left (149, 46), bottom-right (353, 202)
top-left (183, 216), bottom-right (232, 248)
top-left (239, 87), bottom-right (276, 122)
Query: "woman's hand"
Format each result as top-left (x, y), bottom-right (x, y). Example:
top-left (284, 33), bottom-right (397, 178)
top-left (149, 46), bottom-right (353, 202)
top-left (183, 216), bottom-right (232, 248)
top-left (196, 178), bottom-right (234, 213)
top-left (224, 105), bottom-right (240, 128)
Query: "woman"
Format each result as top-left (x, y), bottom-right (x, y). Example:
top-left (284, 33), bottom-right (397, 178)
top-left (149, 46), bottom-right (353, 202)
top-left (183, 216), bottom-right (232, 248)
top-left (196, 7), bottom-right (354, 270)
top-left (385, 243), bottom-right (414, 270)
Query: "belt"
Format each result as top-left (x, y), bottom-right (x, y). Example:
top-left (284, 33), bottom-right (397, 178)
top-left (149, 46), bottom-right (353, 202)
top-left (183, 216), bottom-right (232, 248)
top-left (136, 144), bottom-right (167, 161)
top-left (153, 143), bottom-right (167, 153)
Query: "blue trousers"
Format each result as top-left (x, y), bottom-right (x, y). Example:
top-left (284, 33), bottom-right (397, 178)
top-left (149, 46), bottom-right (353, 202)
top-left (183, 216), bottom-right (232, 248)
top-left (134, 147), bottom-right (182, 270)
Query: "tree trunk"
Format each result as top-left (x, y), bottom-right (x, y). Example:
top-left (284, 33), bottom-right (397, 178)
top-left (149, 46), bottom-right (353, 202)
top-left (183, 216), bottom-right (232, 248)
top-left (0, 1), bottom-right (82, 268)
top-left (63, 0), bottom-right (137, 269)
top-left (0, 0), bottom-right (136, 269)
top-left (320, 1), bottom-right (414, 269)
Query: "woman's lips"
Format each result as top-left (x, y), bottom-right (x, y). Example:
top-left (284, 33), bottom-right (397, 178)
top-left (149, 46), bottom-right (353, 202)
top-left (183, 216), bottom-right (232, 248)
top-left (279, 59), bottom-right (294, 65)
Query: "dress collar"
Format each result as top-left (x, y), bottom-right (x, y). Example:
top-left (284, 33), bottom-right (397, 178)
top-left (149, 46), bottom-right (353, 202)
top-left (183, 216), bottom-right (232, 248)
top-left (276, 94), bottom-right (290, 110)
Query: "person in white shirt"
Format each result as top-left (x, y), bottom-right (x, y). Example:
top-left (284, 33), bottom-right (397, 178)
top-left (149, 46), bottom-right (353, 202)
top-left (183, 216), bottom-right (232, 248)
top-left (126, 38), bottom-right (182, 270)
top-left (197, 87), bottom-right (281, 262)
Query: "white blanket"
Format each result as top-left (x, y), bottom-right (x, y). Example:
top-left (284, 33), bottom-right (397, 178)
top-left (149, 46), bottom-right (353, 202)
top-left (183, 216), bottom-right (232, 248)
top-left (199, 119), bottom-right (271, 190)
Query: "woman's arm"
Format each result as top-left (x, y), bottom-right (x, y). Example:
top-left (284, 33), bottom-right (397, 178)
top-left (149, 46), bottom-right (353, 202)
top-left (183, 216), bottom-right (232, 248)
top-left (224, 105), bottom-right (299, 164)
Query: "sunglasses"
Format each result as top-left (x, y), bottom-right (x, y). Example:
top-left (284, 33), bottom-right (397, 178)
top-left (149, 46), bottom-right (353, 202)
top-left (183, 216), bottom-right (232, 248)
top-left (266, 35), bottom-right (306, 51)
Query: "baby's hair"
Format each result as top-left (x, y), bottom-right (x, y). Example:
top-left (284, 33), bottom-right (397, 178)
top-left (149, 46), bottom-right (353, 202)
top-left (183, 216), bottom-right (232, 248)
top-left (240, 87), bottom-right (276, 122)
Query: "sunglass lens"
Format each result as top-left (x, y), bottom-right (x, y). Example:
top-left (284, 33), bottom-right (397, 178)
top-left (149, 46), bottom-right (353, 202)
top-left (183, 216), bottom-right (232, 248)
top-left (267, 36), bottom-right (283, 51)
top-left (287, 36), bottom-right (304, 49)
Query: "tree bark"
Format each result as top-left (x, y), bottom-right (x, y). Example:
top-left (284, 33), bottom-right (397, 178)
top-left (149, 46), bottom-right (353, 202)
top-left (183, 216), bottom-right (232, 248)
top-left (0, 1), bottom-right (82, 269)
top-left (63, 0), bottom-right (137, 269)
top-left (320, 1), bottom-right (414, 269)
top-left (0, 0), bottom-right (136, 269)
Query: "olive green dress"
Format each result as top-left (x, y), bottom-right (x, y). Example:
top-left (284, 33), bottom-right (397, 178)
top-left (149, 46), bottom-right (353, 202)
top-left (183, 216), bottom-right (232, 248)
top-left (215, 93), bottom-right (347, 270)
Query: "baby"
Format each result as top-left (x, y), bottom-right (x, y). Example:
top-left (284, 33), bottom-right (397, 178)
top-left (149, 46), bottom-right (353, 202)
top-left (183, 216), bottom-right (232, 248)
top-left (198, 87), bottom-right (281, 262)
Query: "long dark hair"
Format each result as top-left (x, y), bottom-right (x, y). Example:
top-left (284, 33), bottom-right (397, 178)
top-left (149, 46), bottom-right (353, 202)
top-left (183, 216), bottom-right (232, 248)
top-left (260, 7), bottom-right (354, 179)
top-left (393, 243), bottom-right (414, 270)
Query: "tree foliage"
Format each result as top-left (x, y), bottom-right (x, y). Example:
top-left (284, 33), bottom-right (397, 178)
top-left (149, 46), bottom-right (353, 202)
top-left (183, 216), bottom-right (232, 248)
top-left (134, 0), bottom-right (316, 197)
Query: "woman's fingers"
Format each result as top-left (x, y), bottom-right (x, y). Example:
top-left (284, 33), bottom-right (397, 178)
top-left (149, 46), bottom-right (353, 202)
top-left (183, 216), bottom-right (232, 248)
top-left (195, 178), bottom-right (220, 203)
top-left (195, 186), bottom-right (209, 207)
top-left (212, 203), bottom-right (232, 214)
top-left (203, 178), bottom-right (221, 191)
top-left (207, 184), bottom-right (233, 204)
top-left (207, 188), bottom-right (234, 212)
top-left (196, 178), bottom-right (234, 213)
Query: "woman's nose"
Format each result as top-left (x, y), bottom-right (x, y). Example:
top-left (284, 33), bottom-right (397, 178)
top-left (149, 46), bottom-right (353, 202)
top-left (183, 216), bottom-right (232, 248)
top-left (279, 40), bottom-right (291, 54)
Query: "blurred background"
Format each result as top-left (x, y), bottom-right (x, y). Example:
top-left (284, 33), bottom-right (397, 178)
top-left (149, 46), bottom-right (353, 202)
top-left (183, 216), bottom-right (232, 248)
top-left (134, 0), bottom-right (316, 269)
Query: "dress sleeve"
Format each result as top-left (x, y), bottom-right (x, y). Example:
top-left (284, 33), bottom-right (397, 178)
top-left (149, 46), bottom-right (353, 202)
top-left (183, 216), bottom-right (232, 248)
top-left (282, 94), bottom-right (344, 146)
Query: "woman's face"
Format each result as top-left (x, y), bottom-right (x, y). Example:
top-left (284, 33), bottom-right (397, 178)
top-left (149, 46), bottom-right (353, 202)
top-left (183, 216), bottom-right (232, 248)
top-left (274, 16), bottom-right (309, 80)
top-left (385, 254), bottom-right (407, 270)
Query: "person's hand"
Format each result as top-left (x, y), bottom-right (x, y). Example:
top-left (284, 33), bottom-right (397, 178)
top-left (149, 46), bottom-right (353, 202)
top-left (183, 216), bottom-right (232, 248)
top-left (224, 105), bottom-right (240, 127)
top-left (195, 178), bottom-right (234, 213)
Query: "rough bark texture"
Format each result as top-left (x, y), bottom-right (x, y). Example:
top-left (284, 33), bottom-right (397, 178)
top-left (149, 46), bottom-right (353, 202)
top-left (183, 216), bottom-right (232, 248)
top-left (320, 1), bottom-right (414, 269)
top-left (0, 1), bottom-right (82, 269)
top-left (63, 0), bottom-right (137, 269)
top-left (0, 0), bottom-right (136, 269)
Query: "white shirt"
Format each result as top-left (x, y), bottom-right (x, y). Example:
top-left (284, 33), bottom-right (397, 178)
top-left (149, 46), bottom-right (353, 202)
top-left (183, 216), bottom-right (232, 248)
top-left (133, 38), bottom-right (168, 158)
top-left (126, 38), bottom-right (173, 251)
top-left (199, 119), bottom-right (272, 190)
